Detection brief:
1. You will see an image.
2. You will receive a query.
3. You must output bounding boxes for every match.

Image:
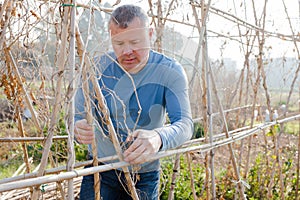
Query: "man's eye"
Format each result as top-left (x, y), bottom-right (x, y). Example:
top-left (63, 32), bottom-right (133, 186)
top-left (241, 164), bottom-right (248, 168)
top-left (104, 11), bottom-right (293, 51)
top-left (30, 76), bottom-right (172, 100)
top-left (131, 40), bottom-right (140, 45)
top-left (113, 42), bottom-right (124, 46)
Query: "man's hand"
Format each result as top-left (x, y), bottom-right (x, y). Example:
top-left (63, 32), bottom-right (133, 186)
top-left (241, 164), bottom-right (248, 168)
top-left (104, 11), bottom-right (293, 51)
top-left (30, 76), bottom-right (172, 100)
top-left (74, 119), bottom-right (94, 144)
top-left (123, 129), bottom-right (162, 164)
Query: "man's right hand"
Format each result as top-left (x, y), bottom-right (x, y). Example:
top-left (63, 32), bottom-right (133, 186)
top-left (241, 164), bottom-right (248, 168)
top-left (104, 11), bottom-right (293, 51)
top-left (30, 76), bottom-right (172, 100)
top-left (74, 119), bottom-right (94, 144)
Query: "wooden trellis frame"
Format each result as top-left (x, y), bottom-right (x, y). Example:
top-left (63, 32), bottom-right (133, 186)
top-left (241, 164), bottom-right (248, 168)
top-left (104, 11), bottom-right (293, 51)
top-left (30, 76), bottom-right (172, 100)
top-left (0, 0), bottom-right (299, 199)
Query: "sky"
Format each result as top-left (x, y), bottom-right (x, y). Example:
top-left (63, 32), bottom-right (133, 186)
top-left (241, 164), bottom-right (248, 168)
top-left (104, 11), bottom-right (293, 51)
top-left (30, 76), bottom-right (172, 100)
top-left (101, 0), bottom-right (299, 67)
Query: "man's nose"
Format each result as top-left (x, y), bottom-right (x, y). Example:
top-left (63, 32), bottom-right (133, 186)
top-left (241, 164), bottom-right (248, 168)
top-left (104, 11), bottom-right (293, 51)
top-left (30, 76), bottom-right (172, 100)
top-left (122, 44), bottom-right (133, 55)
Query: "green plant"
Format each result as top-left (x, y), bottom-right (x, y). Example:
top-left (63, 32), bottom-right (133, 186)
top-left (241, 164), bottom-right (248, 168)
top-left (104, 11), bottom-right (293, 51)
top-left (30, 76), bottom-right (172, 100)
top-left (0, 154), bottom-right (25, 179)
top-left (27, 142), bottom-right (43, 162)
top-left (160, 155), bottom-right (205, 200)
top-left (75, 143), bottom-right (88, 161)
top-left (215, 168), bottom-right (237, 199)
top-left (246, 153), bottom-right (268, 199)
top-left (283, 121), bottom-right (299, 135)
top-left (193, 122), bottom-right (204, 139)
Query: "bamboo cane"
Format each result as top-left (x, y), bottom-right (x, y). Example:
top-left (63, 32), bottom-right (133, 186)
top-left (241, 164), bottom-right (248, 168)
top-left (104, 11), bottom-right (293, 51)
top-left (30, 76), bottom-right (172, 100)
top-left (191, 2), bottom-right (212, 198)
top-left (1, 114), bottom-right (300, 193)
top-left (278, 123), bottom-right (285, 200)
top-left (0, 117), bottom-right (251, 143)
top-left (74, 25), bottom-right (139, 200)
top-left (0, 123), bottom-right (254, 187)
top-left (168, 154), bottom-right (181, 200)
top-left (0, 136), bottom-right (68, 142)
top-left (0, 155), bottom-right (119, 185)
top-left (267, 129), bottom-right (277, 199)
top-left (203, 17), bottom-right (217, 199)
top-left (191, 0), bottom-right (213, 198)
top-left (65, 0), bottom-right (77, 198)
top-left (0, 158), bottom-right (33, 199)
top-left (81, 57), bottom-right (101, 200)
top-left (4, 47), bottom-right (43, 199)
top-left (4, 47), bottom-right (32, 177)
top-left (208, 64), bottom-right (246, 199)
top-left (49, 151), bottom-right (66, 200)
top-left (30, 1), bottom-right (70, 198)
top-left (74, 2), bottom-right (101, 195)
top-left (219, 4), bottom-right (257, 197)
top-left (0, 119), bottom-right (278, 185)
top-left (0, 115), bottom-right (299, 192)
top-left (16, 106), bottom-right (33, 191)
top-left (281, 0), bottom-right (300, 115)
top-left (296, 94), bottom-right (300, 200)
top-left (90, 74), bottom-right (139, 200)
top-left (186, 153), bottom-right (197, 199)
top-left (244, 0), bottom-right (269, 180)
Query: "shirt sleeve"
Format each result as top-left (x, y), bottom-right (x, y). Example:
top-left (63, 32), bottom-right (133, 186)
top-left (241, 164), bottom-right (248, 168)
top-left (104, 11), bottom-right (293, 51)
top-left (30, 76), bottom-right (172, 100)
top-left (155, 62), bottom-right (193, 151)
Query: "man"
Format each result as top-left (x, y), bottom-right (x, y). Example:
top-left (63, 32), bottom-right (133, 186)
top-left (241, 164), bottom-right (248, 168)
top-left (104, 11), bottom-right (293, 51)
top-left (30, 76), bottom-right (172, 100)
top-left (74, 4), bottom-right (193, 200)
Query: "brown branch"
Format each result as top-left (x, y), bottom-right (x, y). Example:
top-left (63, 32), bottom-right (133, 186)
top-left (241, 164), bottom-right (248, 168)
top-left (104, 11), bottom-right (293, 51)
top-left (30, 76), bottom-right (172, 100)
top-left (3, 48), bottom-right (42, 132)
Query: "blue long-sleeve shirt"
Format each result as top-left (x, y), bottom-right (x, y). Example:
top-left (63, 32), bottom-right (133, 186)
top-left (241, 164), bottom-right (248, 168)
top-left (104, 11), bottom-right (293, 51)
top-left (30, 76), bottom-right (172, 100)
top-left (75, 50), bottom-right (193, 172)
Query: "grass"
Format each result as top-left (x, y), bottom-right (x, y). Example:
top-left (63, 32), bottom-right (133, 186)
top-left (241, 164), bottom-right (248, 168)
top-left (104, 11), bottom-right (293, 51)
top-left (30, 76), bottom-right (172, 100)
top-left (0, 156), bottom-right (24, 179)
top-left (284, 121), bottom-right (300, 135)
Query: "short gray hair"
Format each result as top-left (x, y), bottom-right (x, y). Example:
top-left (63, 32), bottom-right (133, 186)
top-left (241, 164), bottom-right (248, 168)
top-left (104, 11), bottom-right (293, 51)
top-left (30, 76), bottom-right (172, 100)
top-left (109, 5), bottom-right (149, 28)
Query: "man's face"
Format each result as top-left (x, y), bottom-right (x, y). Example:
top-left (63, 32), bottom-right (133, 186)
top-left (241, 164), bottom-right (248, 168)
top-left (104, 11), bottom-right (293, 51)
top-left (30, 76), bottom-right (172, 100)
top-left (109, 17), bottom-right (152, 74)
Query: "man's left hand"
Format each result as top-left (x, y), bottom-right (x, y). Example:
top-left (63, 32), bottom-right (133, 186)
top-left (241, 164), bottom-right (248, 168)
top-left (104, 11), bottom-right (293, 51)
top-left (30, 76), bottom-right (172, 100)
top-left (123, 129), bottom-right (162, 164)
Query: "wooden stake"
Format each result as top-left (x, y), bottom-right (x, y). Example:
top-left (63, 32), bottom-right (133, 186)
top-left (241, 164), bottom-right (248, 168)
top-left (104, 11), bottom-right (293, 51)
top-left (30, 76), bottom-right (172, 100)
top-left (168, 154), bottom-right (180, 200)
top-left (75, 25), bottom-right (139, 200)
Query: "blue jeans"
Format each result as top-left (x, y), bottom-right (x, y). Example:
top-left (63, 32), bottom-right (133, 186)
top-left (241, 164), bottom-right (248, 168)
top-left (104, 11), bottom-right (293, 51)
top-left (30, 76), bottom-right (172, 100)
top-left (79, 166), bottom-right (160, 200)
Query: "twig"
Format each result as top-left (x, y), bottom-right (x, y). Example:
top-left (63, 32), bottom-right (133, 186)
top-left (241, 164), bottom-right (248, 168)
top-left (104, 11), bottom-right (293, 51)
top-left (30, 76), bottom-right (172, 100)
top-left (0, 1), bottom-right (13, 50)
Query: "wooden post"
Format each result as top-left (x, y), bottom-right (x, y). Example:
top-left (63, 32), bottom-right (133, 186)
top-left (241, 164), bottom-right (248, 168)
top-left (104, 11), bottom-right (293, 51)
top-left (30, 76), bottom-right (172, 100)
top-left (66, 0), bottom-right (77, 198)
